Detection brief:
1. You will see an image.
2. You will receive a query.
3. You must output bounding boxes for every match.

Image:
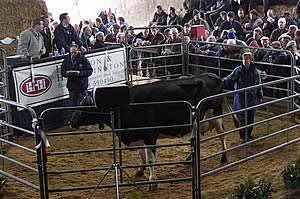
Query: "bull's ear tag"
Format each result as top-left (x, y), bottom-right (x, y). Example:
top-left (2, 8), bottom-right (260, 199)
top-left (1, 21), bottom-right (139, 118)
top-left (93, 85), bottom-right (130, 109)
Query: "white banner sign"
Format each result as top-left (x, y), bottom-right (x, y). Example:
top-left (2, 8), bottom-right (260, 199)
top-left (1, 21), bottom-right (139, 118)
top-left (12, 47), bottom-right (127, 107)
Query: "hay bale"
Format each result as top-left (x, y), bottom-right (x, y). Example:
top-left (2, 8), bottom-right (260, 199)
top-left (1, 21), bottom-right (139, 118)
top-left (0, 0), bottom-right (48, 56)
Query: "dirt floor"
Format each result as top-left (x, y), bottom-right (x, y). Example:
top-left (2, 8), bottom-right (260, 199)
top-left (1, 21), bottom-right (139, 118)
top-left (1, 104), bottom-right (300, 199)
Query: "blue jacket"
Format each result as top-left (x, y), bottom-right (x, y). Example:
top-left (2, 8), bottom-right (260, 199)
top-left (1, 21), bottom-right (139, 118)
top-left (61, 53), bottom-right (93, 91)
top-left (224, 63), bottom-right (263, 111)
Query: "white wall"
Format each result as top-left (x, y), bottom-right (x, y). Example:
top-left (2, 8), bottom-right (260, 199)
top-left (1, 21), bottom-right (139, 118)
top-left (45, 0), bottom-right (183, 26)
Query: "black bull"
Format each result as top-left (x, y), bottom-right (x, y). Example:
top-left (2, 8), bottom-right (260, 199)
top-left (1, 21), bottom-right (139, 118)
top-left (71, 73), bottom-right (228, 190)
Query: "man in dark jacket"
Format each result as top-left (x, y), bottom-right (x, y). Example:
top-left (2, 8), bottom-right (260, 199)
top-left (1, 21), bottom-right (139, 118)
top-left (104, 23), bottom-right (120, 42)
top-left (262, 9), bottom-right (278, 38)
top-left (80, 26), bottom-right (93, 50)
top-left (93, 32), bottom-right (105, 49)
top-left (189, 9), bottom-right (210, 31)
top-left (61, 44), bottom-right (93, 113)
top-left (220, 11), bottom-right (245, 40)
top-left (40, 15), bottom-right (52, 58)
top-left (93, 17), bottom-right (108, 36)
top-left (54, 13), bottom-right (84, 54)
top-left (223, 52), bottom-right (263, 143)
top-left (151, 5), bottom-right (168, 26)
top-left (270, 17), bottom-right (287, 43)
top-left (164, 28), bottom-right (183, 77)
top-left (167, 6), bottom-right (182, 26)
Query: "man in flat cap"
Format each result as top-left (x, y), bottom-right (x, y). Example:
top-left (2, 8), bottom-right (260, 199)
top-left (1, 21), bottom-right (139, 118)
top-left (223, 52), bottom-right (263, 143)
top-left (188, 9), bottom-right (210, 30)
top-left (17, 17), bottom-right (46, 59)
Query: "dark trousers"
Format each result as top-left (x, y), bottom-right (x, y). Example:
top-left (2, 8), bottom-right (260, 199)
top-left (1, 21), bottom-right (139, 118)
top-left (64, 90), bottom-right (87, 123)
top-left (238, 108), bottom-right (256, 140)
top-left (69, 90), bottom-right (87, 106)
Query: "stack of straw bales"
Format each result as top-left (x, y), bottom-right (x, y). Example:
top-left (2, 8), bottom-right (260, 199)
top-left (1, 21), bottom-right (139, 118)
top-left (0, 0), bottom-right (48, 56)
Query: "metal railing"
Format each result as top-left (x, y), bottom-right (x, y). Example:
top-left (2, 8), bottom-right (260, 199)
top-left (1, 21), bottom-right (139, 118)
top-left (0, 49), bottom-right (12, 141)
top-left (39, 100), bottom-right (196, 198)
top-left (0, 98), bottom-right (47, 198)
top-left (187, 40), bottom-right (296, 102)
top-left (294, 65), bottom-right (300, 110)
top-left (1, 36), bottom-right (300, 198)
top-left (125, 25), bottom-right (185, 84)
top-left (194, 74), bottom-right (300, 198)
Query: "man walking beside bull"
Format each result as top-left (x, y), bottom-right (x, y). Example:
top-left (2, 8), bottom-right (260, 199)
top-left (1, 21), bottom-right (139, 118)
top-left (223, 52), bottom-right (263, 143)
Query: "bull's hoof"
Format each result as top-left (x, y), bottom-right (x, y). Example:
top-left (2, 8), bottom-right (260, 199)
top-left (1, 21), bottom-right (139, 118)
top-left (220, 155), bottom-right (227, 164)
top-left (134, 169), bottom-right (144, 178)
top-left (148, 183), bottom-right (158, 191)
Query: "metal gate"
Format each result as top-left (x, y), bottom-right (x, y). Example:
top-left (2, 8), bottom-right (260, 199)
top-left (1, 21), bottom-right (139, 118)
top-left (0, 49), bottom-right (48, 198)
top-left (194, 74), bottom-right (300, 198)
top-left (125, 25), bottom-right (185, 83)
top-left (0, 49), bottom-right (12, 141)
top-left (39, 101), bottom-right (196, 198)
top-left (294, 64), bottom-right (300, 109)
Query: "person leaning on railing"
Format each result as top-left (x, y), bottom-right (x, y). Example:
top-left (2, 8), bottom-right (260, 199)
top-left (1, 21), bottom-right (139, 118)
top-left (104, 23), bottom-right (121, 43)
top-left (219, 31), bottom-right (250, 60)
top-left (219, 11), bottom-right (244, 40)
top-left (256, 36), bottom-right (270, 60)
top-left (163, 27), bottom-right (182, 78)
top-left (92, 31), bottom-right (105, 49)
top-left (54, 13), bottom-right (86, 54)
top-left (262, 41), bottom-right (290, 98)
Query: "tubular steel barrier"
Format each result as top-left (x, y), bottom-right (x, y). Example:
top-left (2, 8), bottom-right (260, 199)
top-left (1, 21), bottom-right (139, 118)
top-left (125, 25), bottom-right (185, 84)
top-left (0, 49), bottom-right (13, 141)
top-left (2, 35), bottom-right (300, 198)
top-left (39, 100), bottom-right (197, 198)
top-left (294, 65), bottom-right (300, 110)
top-left (187, 40), bottom-right (296, 103)
top-left (194, 75), bottom-right (300, 198)
top-left (0, 98), bottom-right (48, 198)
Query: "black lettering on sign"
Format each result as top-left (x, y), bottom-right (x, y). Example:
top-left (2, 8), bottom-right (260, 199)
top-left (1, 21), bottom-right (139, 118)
top-left (107, 55), bottom-right (112, 62)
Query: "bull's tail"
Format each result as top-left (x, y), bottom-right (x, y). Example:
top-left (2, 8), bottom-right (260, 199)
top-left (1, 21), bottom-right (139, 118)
top-left (223, 96), bottom-right (240, 128)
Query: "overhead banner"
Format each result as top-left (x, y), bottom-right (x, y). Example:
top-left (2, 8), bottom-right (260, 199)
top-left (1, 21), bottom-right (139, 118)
top-left (12, 47), bottom-right (127, 107)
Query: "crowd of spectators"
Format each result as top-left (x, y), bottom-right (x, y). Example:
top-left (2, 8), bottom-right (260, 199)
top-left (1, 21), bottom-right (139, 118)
top-left (16, 3), bottom-right (300, 83)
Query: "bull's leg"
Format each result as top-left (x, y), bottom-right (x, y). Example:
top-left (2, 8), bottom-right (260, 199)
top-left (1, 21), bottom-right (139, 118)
top-left (213, 118), bottom-right (227, 163)
top-left (145, 147), bottom-right (158, 191)
top-left (186, 119), bottom-right (212, 161)
top-left (135, 149), bottom-right (146, 178)
top-left (199, 121), bottom-right (212, 136)
top-left (219, 134), bottom-right (228, 164)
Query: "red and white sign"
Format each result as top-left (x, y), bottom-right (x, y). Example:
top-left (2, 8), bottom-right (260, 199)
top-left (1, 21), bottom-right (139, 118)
top-left (20, 75), bottom-right (52, 97)
top-left (12, 47), bottom-right (127, 107)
